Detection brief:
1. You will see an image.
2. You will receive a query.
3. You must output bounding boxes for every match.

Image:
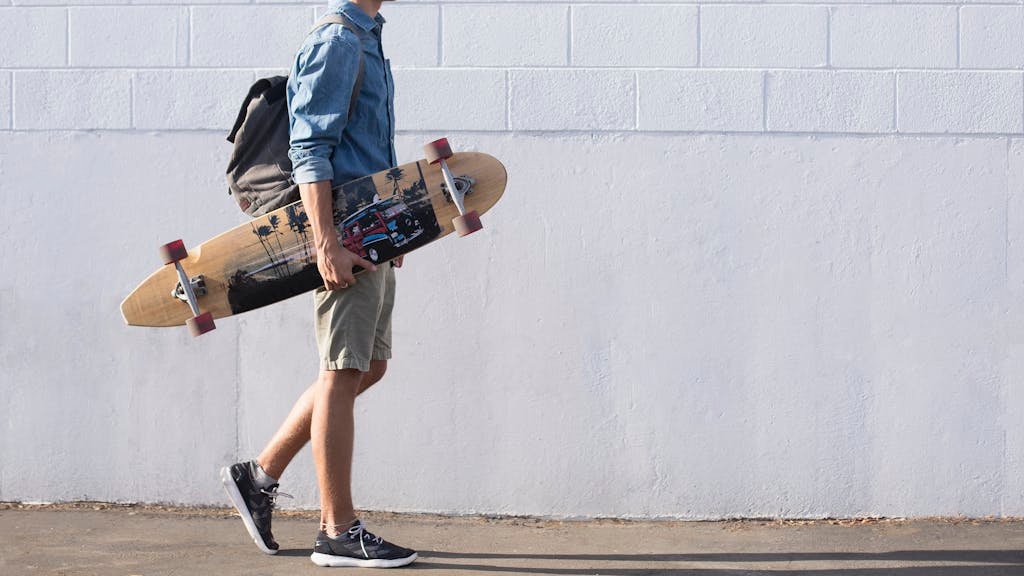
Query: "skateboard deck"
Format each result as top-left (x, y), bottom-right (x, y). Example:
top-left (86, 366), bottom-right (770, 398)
top-left (121, 147), bottom-right (506, 331)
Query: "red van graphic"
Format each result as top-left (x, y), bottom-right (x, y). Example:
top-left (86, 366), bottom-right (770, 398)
top-left (340, 196), bottom-right (425, 263)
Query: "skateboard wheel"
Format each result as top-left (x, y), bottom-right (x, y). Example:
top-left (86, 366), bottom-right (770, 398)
top-left (453, 210), bottom-right (482, 237)
top-left (423, 138), bottom-right (453, 165)
top-left (186, 311), bottom-right (216, 337)
top-left (160, 239), bottom-right (188, 265)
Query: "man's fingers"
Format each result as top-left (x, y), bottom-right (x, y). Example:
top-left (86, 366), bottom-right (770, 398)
top-left (340, 269), bottom-right (357, 287)
top-left (357, 256), bottom-right (378, 272)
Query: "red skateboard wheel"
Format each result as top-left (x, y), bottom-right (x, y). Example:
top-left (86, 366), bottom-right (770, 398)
top-left (159, 239), bottom-right (188, 265)
top-left (423, 138), bottom-right (453, 165)
top-left (453, 210), bottom-right (482, 237)
top-left (186, 311), bottom-right (216, 337)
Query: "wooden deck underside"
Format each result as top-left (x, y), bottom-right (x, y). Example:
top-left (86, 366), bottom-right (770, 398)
top-left (121, 152), bottom-right (506, 327)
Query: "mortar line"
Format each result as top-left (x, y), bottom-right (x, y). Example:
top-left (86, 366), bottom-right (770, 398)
top-left (567, 5), bottom-right (573, 66)
top-left (826, 6), bottom-right (832, 69)
top-left (893, 71), bottom-right (899, 133)
top-left (696, 5), bottom-right (701, 68)
top-left (634, 71), bottom-right (639, 130)
top-left (5, 128), bottom-right (1024, 138)
top-left (129, 73), bottom-right (135, 129)
top-left (762, 71), bottom-right (768, 131)
top-left (65, 8), bottom-right (70, 67)
top-left (438, 5), bottom-right (444, 67)
top-left (956, 7), bottom-right (961, 68)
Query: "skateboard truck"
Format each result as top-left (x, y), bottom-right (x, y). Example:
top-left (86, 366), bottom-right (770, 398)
top-left (159, 239), bottom-right (216, 337)
top-left (172, 275), bottom-right (207, 302)
top-left (423, 138), bottom-right (483, 236)
top-left (440, 176), bottom-right (476, 204)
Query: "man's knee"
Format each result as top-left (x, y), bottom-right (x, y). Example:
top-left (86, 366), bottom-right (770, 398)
top-left (320, 368), bottom-right (363, 399)
top-left (358, 360), bottom-right (388, 395)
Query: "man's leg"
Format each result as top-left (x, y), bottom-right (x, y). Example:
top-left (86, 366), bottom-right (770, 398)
top-left (256, 361), bottom-right (388, 479)
top-left (311, 368), bottom-right (361, 531)
top-left (221, 361), bottom-right (389, 555)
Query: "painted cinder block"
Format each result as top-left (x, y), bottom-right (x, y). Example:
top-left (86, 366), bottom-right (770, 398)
top-left (14, 71), bottom-right (132, 130)
top-left (701, 6), bottom-right (828, 68)
top-left (191, 5), bottom-right (313, 68)
top-left (380, 5), bottom-right (440, 68)
top-left (572, 5), bottom-right (698, 67)
top-left (898, 71), bottom-right (1024, 134)
top-left (509, 70), bottom-right (634, 130)
top-left (767, 71), bottom-right (895, 133)
top-left (69, 6), bottom-right (185, 67)
top-left (443, 5), bottom-right (568, 67)
top-left (638, 70), bottom-right (762, 132)
top-left (831, 6), bottom-right (958, 69)
top-left (960, 7), bottom-right (1024, 70)
top-left (392, 69), bottom-right (506, 131)
top-left (134, 70), bottom-right (256, 131)
top-left (0, 8), bottom-right (67, 67)
top-left (0, 73), bottom-right (10, 129)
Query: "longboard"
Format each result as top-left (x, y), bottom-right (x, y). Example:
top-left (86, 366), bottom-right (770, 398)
top-left (121, 140), bottom-right (506, 335)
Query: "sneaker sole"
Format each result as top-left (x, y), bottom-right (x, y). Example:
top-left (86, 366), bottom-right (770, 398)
top-left (219, 466), bottom-right (278, 555)
top-left (310, 552), bottom-right (418, 568)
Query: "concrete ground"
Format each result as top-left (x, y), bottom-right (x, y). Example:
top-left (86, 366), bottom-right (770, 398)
top-left (1, 504), bottom-right (1023, 575)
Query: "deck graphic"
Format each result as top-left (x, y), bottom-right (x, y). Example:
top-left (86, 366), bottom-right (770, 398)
top-left (225, 162), bottom-right (440, 314)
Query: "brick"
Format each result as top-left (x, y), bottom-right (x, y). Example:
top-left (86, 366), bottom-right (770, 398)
top-left (767, 71), bottom-right (894, 133)
top-left (0, 8), bottom-right (67, 67)
top-left (443, 5), bottom-right (567, 67)
top-left (381, 5), bottom-right (440, 67)
top-left (12, 0), bottom-right (128, 4)
top-left (393, 69), bottom-right (505, 131)
top-left (638, 70), bottom-right (761, 132)
top-left (961, 7), bottom-right (1024, 69)
top-left (0, 73), bottom-right (10, 129)
top-left (14, 71), bottom-right (131, 130)
top-left (831, 6), bottom-right (957, 69)
top-left (191, 6), bottom-right (313, 68)
top-left (701, 6), bottom-right (828, 68)
top-left (510, 70), bottom-right (634, 131)
top-left (134, 70), bottom-right (255, 130)
top-left (573, 6), bottom-right (697, 67)
top-left (69, 7), bottom-right (184, 67)
top-left (898, 71), bottom-right (1023, 134)
top-left (1010, 139), bottom-right (1024, 290)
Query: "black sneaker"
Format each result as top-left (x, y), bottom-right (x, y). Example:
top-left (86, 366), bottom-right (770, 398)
top-left (220, 461), bottom-right (291, 555)
top-left (310, 519), bottom-right (418, 568)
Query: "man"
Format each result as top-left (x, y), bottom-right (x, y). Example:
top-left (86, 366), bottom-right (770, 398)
top-left (220, 0), bottom-right (417, 568)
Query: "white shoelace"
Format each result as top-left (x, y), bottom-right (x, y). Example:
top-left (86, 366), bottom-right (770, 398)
top-left (260, 487), bottom-right (293, 509)
top-left (348, 522), bottom-right (383, 558)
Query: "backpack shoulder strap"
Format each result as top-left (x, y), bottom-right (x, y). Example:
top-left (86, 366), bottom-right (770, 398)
top-left (309, 13), bottom-right (365, 121)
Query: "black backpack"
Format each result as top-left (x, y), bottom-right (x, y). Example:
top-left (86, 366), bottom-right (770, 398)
top-left (225, 13), bottom-right (365, 217)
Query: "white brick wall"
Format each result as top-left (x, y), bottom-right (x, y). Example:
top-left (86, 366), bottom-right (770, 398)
top-left (3, 1), bottom-right (1024, 518)
top-left (1, 2), bottom-right (1022, 135)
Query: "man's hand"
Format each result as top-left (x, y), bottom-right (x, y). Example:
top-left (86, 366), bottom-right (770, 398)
top-left (393, 255), bottom-right (404, 268)
top-left (298, 179), bottom-right (377, 290)
top-left (317, 240), bottom-right (377, 290)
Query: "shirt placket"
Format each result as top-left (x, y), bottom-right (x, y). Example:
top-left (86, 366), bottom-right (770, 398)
top-left (372, 26), bottom-right (395, 167)
top-left (373, 25), bottom-right (396, 167)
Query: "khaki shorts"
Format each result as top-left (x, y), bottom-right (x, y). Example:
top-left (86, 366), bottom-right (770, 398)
top-left (314, 264), bottom-right (396, 372)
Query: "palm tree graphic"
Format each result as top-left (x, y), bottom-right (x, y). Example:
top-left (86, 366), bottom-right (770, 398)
top-left (385, 167), bottom-right (405, 197)
top-left (267, 214), bottom-right (290, 275)
top-left (251, 224), bottom-right (281, 279)
top-left (285, 205), bottom-right (312, 264)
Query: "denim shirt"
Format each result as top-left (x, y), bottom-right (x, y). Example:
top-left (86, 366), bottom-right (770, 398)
top-left (287, 1), bottom-right (396, 187)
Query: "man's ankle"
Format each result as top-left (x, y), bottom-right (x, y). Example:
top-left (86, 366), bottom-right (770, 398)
top-left (321, 516), bottom-right (358, 537)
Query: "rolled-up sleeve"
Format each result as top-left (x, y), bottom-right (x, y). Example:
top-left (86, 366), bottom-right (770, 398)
top-left (287, 35), bottom-right (360, 185)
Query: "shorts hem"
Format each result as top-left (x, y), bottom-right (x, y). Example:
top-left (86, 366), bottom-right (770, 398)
top-left (321, 357), bottom-right (369, 373)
